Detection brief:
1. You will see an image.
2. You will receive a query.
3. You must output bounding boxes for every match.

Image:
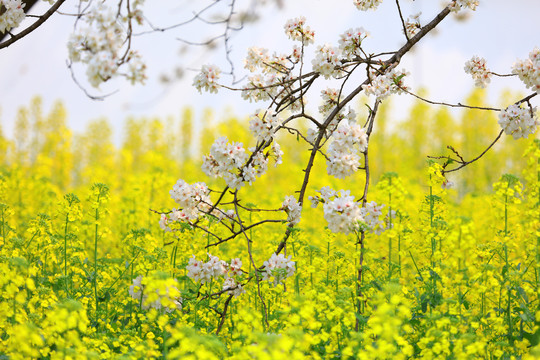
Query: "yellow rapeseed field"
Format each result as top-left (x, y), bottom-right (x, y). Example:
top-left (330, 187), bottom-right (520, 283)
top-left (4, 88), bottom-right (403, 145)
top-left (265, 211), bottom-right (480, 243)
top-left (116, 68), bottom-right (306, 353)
top-left (1, 93), bottom-right (540, 359)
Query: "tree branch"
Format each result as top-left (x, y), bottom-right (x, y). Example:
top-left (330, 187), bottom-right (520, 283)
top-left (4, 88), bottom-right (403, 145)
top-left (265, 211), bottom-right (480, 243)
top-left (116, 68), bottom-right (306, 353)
top-left (0, 0), bottom-right (66, 49)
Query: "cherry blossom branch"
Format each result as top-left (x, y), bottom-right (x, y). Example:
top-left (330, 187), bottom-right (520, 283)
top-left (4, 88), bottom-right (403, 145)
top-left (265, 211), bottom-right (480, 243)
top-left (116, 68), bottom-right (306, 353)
top-left (160, 2), bottom-right (536, 327)
top-left (234, 202), bottom-right (282, 213)
top-left (205, 219), bottom-right (284, 248)
top-left (353, 98), bottom-right (380, 331)
top-left (296, 6), bottom-right (453, 207)
top-left (216, 294), bottom-right (233, 335)
top-left (192, 186), bottom-right (230, 227)
top-left (432, 130), bottom-right (503, 175)
top-left (119, 0), bottom-right (133, 62)
top-left (490, 72), bottom-right (515, 78)
top-left (395, 0), bottom-right (410, 42)
top-left (275, 227), bottom-right (292, 255)
top-left (0, 0), bottom-right (66, 49)
top-left (388, 5), bottom-right (451, 65)
top-left (234, 191), bottom-right (269, 326)
top-left (222, 0), bottom-right (242, 83)
top-left (402, 87), bottom-right (501, 111)
top-left (430, 92), bottom-right (538, 175)
top-left (140, 0), bottom-right (248, 83)
top-left (66, 60), bottom-right (119, 101)
top-left (136, 1), bottom-right (231, 35)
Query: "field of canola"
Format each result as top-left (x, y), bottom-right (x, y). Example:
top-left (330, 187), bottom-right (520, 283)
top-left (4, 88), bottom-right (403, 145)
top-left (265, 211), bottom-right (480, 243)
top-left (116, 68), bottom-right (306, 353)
top-left (1, 92), bottom-right (540, 359)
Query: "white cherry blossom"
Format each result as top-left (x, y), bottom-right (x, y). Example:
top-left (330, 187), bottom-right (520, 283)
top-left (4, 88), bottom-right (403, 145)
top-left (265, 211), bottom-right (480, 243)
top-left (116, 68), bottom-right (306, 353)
top-left (464, 56), bottom-right (491, 88)
top-left (498, 104), bottom-right (539, 139)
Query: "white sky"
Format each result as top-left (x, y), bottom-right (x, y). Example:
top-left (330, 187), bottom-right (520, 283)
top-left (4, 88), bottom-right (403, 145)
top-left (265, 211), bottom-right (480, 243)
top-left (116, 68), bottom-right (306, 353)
top-left (0, 0), bottom-right (539, 143)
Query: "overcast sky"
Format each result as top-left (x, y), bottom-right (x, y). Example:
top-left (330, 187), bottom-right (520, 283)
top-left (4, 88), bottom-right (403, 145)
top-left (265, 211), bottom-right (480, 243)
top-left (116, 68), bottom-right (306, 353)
top-left (1, 0), bottom-right (538, 143)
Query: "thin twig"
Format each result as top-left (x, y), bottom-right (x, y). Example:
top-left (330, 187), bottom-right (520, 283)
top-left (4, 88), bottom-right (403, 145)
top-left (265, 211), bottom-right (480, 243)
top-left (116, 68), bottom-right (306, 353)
top-left (66, 61), bottom-right (119, 100)
top-left (395, 0), bottom-right (410, 42)
top-left (440, 130), bottom-right (503, 174)
top-left (402, 87), bottom-right (501, 111)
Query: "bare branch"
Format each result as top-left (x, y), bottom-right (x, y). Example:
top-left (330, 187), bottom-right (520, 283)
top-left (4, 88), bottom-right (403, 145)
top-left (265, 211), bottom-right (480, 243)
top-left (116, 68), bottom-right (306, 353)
top-left (437, 130), bottom-right (503, 174)
top-left (216, 294), bottom-right (233, 335)
top-left (402, 88), bottom-right (501, 111)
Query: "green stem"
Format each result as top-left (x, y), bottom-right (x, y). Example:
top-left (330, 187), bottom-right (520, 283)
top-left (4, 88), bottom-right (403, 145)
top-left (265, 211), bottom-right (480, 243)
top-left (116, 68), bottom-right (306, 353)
top-left (388, 184), bottom-right (392, 279)
top-left (398, 213), bottom-right (402, 277)
top-left (94, 194), bottom-right (101, 328)
top-left (409, 251), bottom-right (424, 282)
top-left (504, 193), bottom-right (508, 237)
top-left (104, 251), bottom-right (141, 297)
top-left (172, 242), bottom-right (178, 274)
top-left (537, 147), bottom-right (540, 288)
top-left (1, 206), bottom-right (5, 248)
top-left (429, 181), bottom-right (435, 268)
top-left (429, 178), bottom-right (434, 228)
top-left (355, 232), bottom-right (366, 332)
top-left (64, 214), bottom-right (70, 297)
top-left (310, 249), bottom-right (313, 287)
top-left (327, 241), bottom-right (330, 284)
top-left (502, 185), bottom-right (512, 341)
top-left (458, 227), bottom-right (462, 317)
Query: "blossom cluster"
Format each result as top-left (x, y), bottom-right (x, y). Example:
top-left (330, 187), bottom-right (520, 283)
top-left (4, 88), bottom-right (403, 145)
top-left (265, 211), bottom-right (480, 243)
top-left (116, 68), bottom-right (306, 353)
top-left (67, 2), bottom-right (146, 87)
top-left (464, 56), bottom-right (491, 88)
top-left (284, 16), bottom-right (315, 45)
top-left (249, 109), bottom-right (282, 142)
top-left (498, 104), bottom-right (539, 140)
top-left (270, 142), bottom-right (284, 167)
top-left (310, 88), bottom-right (358, 143)
top-left (312, 44), bottom-right (342, 79)
top-left (193, 64), bottom-right (221, 94)
top-left (239, 18), bottom-right (370, 113)
top-left (186, 254), bottom-right (245, 297)
top-left (282, 195), bottom-right (302, 226)
top-left (261, 253), bottom-right (295, 286)
top-left (0, 0), bottom-right (25, 34)
top-left (160, 180), bottom-right (212, 230)
top-left (318, 88), bottom-right (340, 116)
top-left (129, 275), bottom-right (183, 313)
top-left (353, 0), bottom-right (383, 11)
top-left (512, 47), bottom-right (540, 92)
top-left (326, 121), bottom-right (368, 179)
top-left (310, 187), bottom-right (391, 235)
top-left (404, 13), bottom-right (422, 39)
top-left (244, 47), bottom-right (269, 72)
top-left (241, 74), bottom-right (275, 103)
top-left (241, 46), bottom-right (299, 108)
top-left (362, 201), bottom-right (394, 235)
top-left (310, 187), bottom-right (362, 234)
top-left (363, 68), bottom-right (409, 99)
top-left (202, 137), bottom-right (279, 189)
top-left (169, 180), bottom-right (211, 210)
top-left (338, 27), bottom-right (368, 60)
top-left (202, 137), bottom-right (247, 188)
top-left (448, 0), bottom-right (479, 12)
